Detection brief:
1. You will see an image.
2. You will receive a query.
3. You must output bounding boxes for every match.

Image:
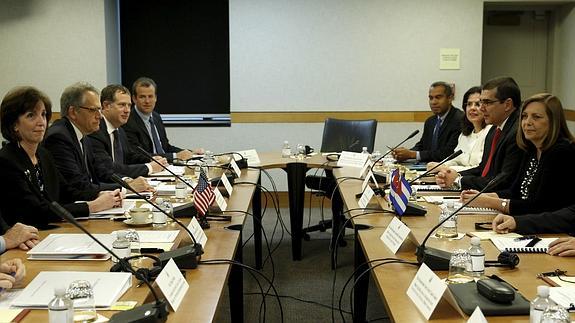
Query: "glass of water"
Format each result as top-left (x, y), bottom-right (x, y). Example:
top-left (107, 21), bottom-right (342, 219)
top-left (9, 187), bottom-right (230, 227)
top-left (540, 305), bottom-right (571, 323)
top-left (67, 280), bottom-right (97, 322)
top-left (446, 249), bottom-right (473, 284)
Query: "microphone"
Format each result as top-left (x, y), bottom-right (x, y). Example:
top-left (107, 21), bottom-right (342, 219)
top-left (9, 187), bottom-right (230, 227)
top-left (415, 172), bottom-right (508, 270)
top-left (408, 149), bottom-right (463, 185)
top-left (485, 251), bottom-right (520, 269)
top-left (111, 174), bottom-right (202, 269)
top-left (370, 129), bottom-right (420, 173)
top-left (48, 202), bottom-right (169, 323)
top-left (213, 151), bottom-right (248, 170)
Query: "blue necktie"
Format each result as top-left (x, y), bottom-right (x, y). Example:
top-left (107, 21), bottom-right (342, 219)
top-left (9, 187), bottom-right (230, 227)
top-left (149, 117), bottom-right (165, 154)
top-left (431, 116), bottom-right (442, 150)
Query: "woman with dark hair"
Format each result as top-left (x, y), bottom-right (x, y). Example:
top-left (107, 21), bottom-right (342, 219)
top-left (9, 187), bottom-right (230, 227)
top-left (427, 86), bottom-right (491, 171)
top-left (0, 86), bottom-right (120, 228)
top-left (462, 93), bottom-right (575, 215)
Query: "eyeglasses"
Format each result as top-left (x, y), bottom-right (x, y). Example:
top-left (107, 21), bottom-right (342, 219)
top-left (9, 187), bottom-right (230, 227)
top-left (77, 106), bottom-right (102, 114)
top-left (479, 99), bottom-right (504, 106)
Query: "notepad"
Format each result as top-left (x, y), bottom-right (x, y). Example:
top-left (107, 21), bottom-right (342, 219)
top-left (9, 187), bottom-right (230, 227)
top-left (490, 237), bottom-right (557, 253)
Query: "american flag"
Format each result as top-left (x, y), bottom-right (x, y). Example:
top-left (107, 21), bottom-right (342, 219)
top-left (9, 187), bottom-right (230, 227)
top-left (194, 168), bottom-right (215, 215)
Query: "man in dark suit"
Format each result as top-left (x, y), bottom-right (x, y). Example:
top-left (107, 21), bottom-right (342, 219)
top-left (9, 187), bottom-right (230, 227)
top-left (436, 77), bottom-right (524, 191)
top-left (122, 77), bottom-right (202, 162)
top-left (393, 81), bottom-right (463, 162)
top-left (89, 84), bottom-right (167, 191)
top-left (44, 82), bottom-right (121, 193)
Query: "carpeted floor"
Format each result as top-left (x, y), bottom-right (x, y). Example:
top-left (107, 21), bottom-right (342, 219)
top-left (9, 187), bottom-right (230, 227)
top-left (213, 206), bottom-right (391, 323)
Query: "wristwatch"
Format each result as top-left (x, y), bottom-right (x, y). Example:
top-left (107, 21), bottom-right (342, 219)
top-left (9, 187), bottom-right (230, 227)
top-left (500, 199), bottom-right (508, 212)
top-left (453, 175), bottom-right (462, 190)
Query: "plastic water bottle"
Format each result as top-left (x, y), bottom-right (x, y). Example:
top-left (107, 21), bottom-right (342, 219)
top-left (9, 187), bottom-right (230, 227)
top-left (435, 201), bottom-right (458, 238)
top-left (361, 146), bottom-right (370, 155)
top-left (530, 285), bottom-right (556, 323)
top-left (281, 141), bottom-right (291, 158)
top-left (468, 236), bottom-right (485, 277)
top-left (112, 231), bottom-right (130, 263)
top-left (48, 287), bottom-right (73, 323)
top-left (160, 198), bottom-right (174, 224)
top-left (152, 198), bottom-right (168, 228)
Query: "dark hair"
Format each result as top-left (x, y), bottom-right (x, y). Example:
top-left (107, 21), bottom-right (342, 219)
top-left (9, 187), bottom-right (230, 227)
top-left (131, 77), bottom-right (157, 96)
top-left (101, 84), bottom-right (131, 105)
top-left (460, 86), bottom-right (483, 136)
top-left (516, 93), bottom-right (574, 151)
top-left (430, 81), bottom-right (454, 98)
top-left (481, 76), bottom-right (521, 109)
top-left (60, 82), bottom-right (99, 117)
top-left (1, 86), bottom-right (52, 143)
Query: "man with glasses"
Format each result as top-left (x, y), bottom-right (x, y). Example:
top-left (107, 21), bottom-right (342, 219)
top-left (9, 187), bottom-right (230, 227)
top-left (88, 85), bottom-right (167, 191)
top-left (393, 81), bottom-right (463, 162)
top-left (44, 82), bottom-right (121, 192)
top-left (436, 77), bottom-right (524, 190)
top-left (123, 77), bottom-right (202, 162)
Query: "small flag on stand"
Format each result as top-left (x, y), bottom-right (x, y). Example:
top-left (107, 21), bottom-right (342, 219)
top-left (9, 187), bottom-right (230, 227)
top-left (194, 168), bottom-right (215, 216)
top-left (389, 169), bottom-right (412, 215)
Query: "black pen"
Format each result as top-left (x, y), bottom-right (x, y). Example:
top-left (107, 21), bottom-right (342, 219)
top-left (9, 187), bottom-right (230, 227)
top-left (525, 237), bottom-right (542, 248)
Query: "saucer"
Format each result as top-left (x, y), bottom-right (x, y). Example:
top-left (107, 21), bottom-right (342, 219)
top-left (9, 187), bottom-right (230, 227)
top-left (123, 218), bottom-right (153, 227)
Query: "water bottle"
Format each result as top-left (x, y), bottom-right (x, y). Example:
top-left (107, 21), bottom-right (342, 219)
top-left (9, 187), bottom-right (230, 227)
top-left (152, 197), bottom-right (168, 228)
top-left (530, 285), bottom-right (556, 323)
top-left (112, 231), bottom-right (130, 263)
top-left (468, 236), bottom-right (485, 277)
top-left (371, 150), bottom-right (382, 163)
top-left (175, 178), bottom-right (187, 201)
top-left (281, 141), bottom-right (291, 158)
top-left (361, 146), bottom-right (370, 155)
top-left (540, 305), bottom-right (570, 323)
top-left (159, 198), bottom-right (174, 224)
top-left (435, 201), bottom-right (458, 238)
top-left (48, 287), bottom-right (73, 323)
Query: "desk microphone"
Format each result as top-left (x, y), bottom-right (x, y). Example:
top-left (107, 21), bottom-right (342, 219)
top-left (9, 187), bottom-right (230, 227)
top-left (48, 202), bottom-right (169, 323)
top-left (415, 173), bottom-right (507, 270)
top-left (111, 174), bottom-right (202, 269)
top-left (408, 149), bottom-right (463, 185)
top-left (370, 129), bottom-right (420, 173)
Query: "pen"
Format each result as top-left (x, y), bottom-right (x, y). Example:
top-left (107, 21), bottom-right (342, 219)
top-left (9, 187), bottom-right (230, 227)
top-left (514, 235), bottom-right (538, 241)
top-left (0, 272), bottom-right (16, 293)
top-left (525, 237), bottom-right (542, 248)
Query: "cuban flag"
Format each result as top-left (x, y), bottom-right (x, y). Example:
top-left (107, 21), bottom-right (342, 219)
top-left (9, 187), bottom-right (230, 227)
top-left (389, 169), bottom-right (412, 215)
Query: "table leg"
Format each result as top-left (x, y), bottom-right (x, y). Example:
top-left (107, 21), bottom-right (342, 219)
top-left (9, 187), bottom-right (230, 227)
top-left (229, 230), bottom-right (244, 323)
top-left (284, 163), bottom-right (308, 261)
top-left (353, 229), bottom-right (368, 323)
top-left (252, 175), bottom-right (262, 269)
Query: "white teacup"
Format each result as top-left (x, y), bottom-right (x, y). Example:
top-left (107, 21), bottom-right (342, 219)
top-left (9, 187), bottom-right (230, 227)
top-left (129, 208), bottom-right (151, 224)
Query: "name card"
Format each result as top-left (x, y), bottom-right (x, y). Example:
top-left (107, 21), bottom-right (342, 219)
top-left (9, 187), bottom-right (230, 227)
top-left (358, 185), bottom-right (374, 209)
top-left (361, 170), bottom-right (379, 192)
top-left (235, 149), bottom-right (260, 166)
top-left (337, 151), bottom-right (369, 169)
top-left (221, 173), bottom-right (233, 196)
top-left (214, 188), bottom-right (228, 211)
top-left (155, 259), bottom-right (189, 311)
top-left (359, 160), bottom-right (373, 178)
top-left (230, 159), bottom-right (242, 178)
top-left (380, 217), bottom-right (411, 254)
top-left (187, 217), bottom-right (208, 247)
top-left (467, 306), bottom-right (488, 323)
top-left (406, 263), bottom-right (447, 320)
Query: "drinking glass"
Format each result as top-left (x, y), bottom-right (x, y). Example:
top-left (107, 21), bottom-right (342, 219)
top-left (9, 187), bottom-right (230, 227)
top-left (66, 280), bottom-right (97, 322)
top-left (446, 249), bottom-right (473, 284)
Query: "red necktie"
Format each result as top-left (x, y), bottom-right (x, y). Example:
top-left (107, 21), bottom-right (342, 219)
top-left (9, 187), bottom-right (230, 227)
top-left (481, 128), bottom-right (502, 177)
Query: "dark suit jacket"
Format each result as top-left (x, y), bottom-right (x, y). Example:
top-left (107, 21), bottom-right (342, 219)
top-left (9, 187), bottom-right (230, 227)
top-left (44, 117), bottom-right (120, 192)
top-left (122, 107), bottom-right (182, 162)
top-left (460, 109), bottom-right (524, 191)
top-left (88, 119), bottom-right (150, 179)
top-left (498, 139), bottom-right (575, 215)
top-left (515, 204), bottom-right (575, 235)
top-left (0, 142), bottom-right (97, 228)
top-left (412, 106), bottom-right (463, 162)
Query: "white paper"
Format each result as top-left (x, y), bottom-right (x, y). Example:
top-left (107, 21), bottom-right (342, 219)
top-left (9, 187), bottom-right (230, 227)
top-left (155, 183), bottom-right (194, 196)
top-left (380, 217), bottom-right (411, 254)
top-left (358, 185), bottom-right (374, 209)
top-left (214, 188), bottom-right (227, 211)
top-left (155, 259), bottom-right (189, 311)
top-left (337, 151), bottom-right (369, 169)
top-left (89, 200), bottom-right (136, 216)
top-left (406, 263), bottom-right (447, 320)
top-left (12, 271), bottom-right (131, 308)
top-left (235, 149), bottom-right (260, 166)
top-left (549, 287), bottom-right (575, 308)
top-left (221, 173), bottom-right (233, 196)
top-left (0, 289), bottom-right (23, 309)
top-left (152, 165), bottom-right (185, 176)
top-left (467, 306), bottom-right (488, 323)
top-left (187, 217), bottom-right (208, 247)
top-left (27, 234), bottom-right (113, 260)
top-left (112, 230), bottom-right (179, 243)
top-left (230, 159), bottom-right (242, 177)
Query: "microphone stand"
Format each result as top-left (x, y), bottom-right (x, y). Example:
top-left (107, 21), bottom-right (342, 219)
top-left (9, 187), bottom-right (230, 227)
top-left (111, 175), bottom-right (202, 269)
top-left (415, 174), bottom-right (506, 270)
top-left (408, 149), bottom-right (463, 185)
top-left (48, 202), bottom-right (169, 323)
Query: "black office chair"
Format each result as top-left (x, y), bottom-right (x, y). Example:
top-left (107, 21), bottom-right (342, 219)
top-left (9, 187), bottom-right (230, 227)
top-left (303, 118), bottom-right (377, 251)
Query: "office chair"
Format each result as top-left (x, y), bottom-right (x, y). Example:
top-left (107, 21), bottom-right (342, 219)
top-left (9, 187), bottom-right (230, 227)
top-left (303, 118), bottom-right (377, 250)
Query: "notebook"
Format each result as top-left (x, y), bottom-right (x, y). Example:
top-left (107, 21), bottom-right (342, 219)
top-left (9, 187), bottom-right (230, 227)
top-left (490, 237), bottom-right (557, 253)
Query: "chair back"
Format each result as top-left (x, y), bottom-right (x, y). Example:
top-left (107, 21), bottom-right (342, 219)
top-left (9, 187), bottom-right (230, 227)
top-left (320, 118), bottom-right (377, 153)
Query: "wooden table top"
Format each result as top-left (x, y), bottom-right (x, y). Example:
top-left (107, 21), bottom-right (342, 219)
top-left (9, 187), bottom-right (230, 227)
top-left (1, 168), bottom-right (260, 323)
top-left (332, 167), bottom-right (575, 322)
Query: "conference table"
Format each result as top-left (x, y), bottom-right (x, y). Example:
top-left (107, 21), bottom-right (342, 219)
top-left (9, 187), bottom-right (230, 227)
top-left (332, 166), bottom-right (575, 322)
top-left (0, 167), bottom-right (260, 323)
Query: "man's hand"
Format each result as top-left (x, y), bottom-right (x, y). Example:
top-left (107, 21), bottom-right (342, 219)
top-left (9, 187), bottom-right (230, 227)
top-left (126, 177), bottom-right (154, 193)
top-left (89, 189), bottom-right (123, 213)
top-left (0, 258), bottom-right (25, 289)
top-left (548, 237), bottom-right (575, 257)
top-left (3, 223), bottom-right (39, 250)
top-left (491, 214), bottom-right (516, 233)
top-left (436, 168), bottom-right (458, 188)
top-left (176, 149), bottom-right (194, 161)
top-left (150, 156), bottom-right (168, 173)
top-left (391, 147), bottom-right (416, 161)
